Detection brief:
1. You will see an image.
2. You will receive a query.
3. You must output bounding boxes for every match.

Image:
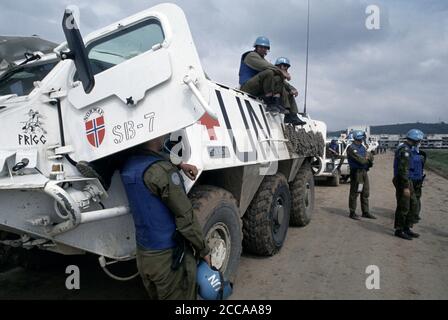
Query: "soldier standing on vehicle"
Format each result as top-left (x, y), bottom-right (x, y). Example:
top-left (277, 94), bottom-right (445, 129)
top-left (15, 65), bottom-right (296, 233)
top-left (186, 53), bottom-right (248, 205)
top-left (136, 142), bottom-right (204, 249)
top-left (347, 131), bottom-right (376, 220)
top-left (274, 57), bottom-right (306, 126)
top-left (239, 36), bottom-right (289, 113)
top-left (120, 136), bottom-right (211, 299)
top-left (393, 129), bottom-right (426, 240)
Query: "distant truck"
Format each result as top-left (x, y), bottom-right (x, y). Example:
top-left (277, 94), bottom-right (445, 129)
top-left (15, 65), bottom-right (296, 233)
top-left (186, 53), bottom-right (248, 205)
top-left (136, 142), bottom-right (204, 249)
top-left (0, 3), bottom-right (325, 280)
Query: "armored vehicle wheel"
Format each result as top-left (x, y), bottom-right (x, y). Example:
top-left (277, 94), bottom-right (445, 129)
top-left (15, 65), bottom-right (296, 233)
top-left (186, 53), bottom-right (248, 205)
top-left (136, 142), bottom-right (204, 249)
top-left (189, 185), bottom-right (242, 280)
top-left (243, 173), bottom-right (291, 256)
top-left (329, 170), bottom-right (340, 186)
top-left (290, 160), bottom-right (315, 227)
top-left (310, 157), bottom-right (322, 175)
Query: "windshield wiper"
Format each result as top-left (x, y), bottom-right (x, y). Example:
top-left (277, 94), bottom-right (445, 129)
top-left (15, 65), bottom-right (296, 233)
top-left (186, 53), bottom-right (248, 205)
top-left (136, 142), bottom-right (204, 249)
top-left (18, 52), bottom-right (42, 66)
top-left (90, 50), bottom-right (126, 59)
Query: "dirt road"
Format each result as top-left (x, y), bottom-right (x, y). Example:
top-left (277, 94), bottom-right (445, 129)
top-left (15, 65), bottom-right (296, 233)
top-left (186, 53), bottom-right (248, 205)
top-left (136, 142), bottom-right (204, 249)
top-left (232, 152), bottom-right (448, 299)
top-left (1, 153), bottom-right (447, 299)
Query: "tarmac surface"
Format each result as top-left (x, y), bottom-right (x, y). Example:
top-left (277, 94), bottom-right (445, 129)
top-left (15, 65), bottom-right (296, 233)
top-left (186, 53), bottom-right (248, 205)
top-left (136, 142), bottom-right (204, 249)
top-left (1, 152), bottom-right (447, 300)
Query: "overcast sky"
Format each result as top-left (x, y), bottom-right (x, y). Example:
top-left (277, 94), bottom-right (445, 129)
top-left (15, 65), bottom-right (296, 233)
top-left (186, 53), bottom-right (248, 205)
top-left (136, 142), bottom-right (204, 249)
top-left (1, 0), bottom-right (446, 130)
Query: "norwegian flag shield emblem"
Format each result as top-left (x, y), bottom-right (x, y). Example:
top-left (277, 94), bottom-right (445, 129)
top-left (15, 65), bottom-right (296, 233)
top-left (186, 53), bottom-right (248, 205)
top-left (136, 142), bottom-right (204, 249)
top-left (84, 108), bottom-right (105, 148)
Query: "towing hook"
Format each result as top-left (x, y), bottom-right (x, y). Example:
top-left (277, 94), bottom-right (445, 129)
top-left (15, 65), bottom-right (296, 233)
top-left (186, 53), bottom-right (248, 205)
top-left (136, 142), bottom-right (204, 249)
top-left (12, 158), bottom-right (30, 172)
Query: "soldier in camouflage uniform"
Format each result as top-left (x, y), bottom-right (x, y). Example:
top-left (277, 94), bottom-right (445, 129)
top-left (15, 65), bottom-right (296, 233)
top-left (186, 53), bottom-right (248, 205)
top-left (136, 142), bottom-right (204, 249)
top-left (393, 129), bottom-right (426, 240)
top-left (120, 136), bottom-right (211, 299)
top-left (346, 131), bottom-right (376, 220)
top-left (238, 36), bottom-right (290, 114)
top-left (274, 57), bottom-right (307, 126)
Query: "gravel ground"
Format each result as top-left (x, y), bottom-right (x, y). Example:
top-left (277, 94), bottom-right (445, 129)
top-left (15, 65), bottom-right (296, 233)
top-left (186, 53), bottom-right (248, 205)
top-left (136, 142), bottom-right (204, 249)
top-left (1, 153), bottom-right (447, 300)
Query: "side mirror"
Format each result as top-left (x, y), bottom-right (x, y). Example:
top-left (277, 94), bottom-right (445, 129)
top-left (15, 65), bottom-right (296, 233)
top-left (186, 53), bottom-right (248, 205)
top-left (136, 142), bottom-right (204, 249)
top-left (61, 9), bottom-right (95, 94)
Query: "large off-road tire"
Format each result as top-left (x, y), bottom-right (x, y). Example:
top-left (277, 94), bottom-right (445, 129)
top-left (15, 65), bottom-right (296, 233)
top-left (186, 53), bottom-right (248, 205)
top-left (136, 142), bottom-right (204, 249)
top-left (290, 160), bottom-right (315, 227)
top-left (243, 173), bottom-right (291, 256)
top-left (329, 170), bottom-right (340, 187)
top-left (189, 185), bottom-right (242, 280)
top-left (310, 156), bottom-right (322, 175)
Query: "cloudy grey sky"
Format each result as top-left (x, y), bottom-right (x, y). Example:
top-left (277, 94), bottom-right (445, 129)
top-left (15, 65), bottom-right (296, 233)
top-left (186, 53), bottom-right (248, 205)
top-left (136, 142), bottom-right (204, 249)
top-left (1, 0), bottom-right (447, 130)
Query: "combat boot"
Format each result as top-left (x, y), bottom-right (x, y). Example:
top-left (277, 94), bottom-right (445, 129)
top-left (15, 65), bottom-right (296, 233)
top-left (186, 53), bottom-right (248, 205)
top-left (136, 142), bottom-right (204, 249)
top-left (394, 229), bottom-right (413, 240)
top-left (262, 96), bottom-right (281, 113)
top-left (362, 213), bottom-right (377, 219)
top-left (272, 96), bottom-right (289, 114)
top-left (349, 212), bottom-right (360, 220)
top-left (284, 113), bottom-right (307, 126)
top-left (404, 227), bottom-right (420, 238)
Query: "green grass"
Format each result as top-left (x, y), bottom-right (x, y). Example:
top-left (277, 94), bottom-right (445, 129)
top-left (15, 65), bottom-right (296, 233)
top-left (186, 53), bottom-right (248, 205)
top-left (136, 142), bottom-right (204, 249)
top-left (424, 149), bottom-right (448, 178)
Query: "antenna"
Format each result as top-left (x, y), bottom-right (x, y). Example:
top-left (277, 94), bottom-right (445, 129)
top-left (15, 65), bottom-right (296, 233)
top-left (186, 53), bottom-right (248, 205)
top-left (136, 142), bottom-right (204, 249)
top-left (303, 0), bottom-right (310, 115)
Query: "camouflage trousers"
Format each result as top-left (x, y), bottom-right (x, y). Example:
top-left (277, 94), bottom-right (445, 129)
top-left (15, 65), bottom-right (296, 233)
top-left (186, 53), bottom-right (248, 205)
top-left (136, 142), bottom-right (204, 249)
top-left (281, 87), bottom-right (299, 114)
top-left (349, 169), bottom-right (370, 215)
top-left (393, 178), bottom-right (422, 229)
top-left (241, 69), bottom-right (284, 97)
top-left (136, 246), bottom-right (198, 300)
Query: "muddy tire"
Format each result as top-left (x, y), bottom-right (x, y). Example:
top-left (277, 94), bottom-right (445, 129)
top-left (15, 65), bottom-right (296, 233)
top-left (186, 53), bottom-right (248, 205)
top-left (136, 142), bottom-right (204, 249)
top-left (243, 173), bottom-right (291, 256)
top-left (329, 170), bottom-right (340, 187)
top-left (189, 185), bottom-right (242, 280)
top-left (290, 160), bottom-right (315, 227)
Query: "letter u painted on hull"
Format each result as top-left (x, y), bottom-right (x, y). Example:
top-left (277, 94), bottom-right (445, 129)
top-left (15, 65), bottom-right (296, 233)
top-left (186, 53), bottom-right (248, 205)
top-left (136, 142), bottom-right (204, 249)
top-left (215, 90), bottom-right (257, 163)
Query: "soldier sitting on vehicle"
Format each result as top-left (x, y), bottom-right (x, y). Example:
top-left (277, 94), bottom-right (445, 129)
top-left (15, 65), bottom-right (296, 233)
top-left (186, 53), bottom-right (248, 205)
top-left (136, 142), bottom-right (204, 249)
top-left (274, 57), bottom-right (306, 126)
top-left (238, 36), bottom-right (289, 114)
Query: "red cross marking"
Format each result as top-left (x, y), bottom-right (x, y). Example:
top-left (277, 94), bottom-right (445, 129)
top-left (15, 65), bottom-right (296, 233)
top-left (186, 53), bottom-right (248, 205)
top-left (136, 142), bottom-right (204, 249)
top-left (199, 113), bottom-right (220, 140)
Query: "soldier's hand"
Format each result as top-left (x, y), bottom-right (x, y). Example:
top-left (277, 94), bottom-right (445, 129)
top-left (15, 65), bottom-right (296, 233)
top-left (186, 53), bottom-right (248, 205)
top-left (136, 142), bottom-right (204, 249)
top-left (282, 70), bottom-right (291, 81)
top-left (179, 163), bottom-right (198, 180)
top-left (291, 89), bottom-right (299, 97)
top-left (203, 255), bottom-right (212, 267)
top-left (403, 188), bottom-right (411, 197)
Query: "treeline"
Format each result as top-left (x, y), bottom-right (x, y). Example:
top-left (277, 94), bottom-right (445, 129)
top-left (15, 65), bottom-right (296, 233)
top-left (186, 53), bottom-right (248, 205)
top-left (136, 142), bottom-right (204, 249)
top-left (328, 122), bottom-right (448, 136)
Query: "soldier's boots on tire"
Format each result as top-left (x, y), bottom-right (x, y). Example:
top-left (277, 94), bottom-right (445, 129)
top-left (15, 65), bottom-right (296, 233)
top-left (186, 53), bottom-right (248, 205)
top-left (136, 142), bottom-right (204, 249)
top-left (395, 229), bottom-right (413, 240)
top-left (404, 227), bottom-right (420, 238)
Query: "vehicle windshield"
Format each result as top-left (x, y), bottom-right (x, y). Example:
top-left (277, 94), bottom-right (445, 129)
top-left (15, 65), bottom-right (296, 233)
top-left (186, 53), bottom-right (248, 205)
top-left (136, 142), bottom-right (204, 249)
top-left (0, 61), bottom-right (57, 97)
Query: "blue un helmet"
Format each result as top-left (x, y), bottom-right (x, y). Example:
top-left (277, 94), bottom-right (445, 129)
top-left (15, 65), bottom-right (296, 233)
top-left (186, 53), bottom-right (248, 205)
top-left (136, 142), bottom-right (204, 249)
top-left (275, 57), bottom-right (291, 67)
top-left (406, 129), bottom-right (424, 142)
top-left (353, 130), bottom-right (365, 141)
top-left (254, 36), bottom-right (270, 49)
top-left (197, 260), bottom-right (233, 300)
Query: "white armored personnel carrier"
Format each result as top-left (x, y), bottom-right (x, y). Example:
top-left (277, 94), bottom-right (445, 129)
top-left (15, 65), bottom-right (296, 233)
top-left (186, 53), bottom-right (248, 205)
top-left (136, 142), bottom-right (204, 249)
top-left (0, 3), bottom-right (325, 280)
